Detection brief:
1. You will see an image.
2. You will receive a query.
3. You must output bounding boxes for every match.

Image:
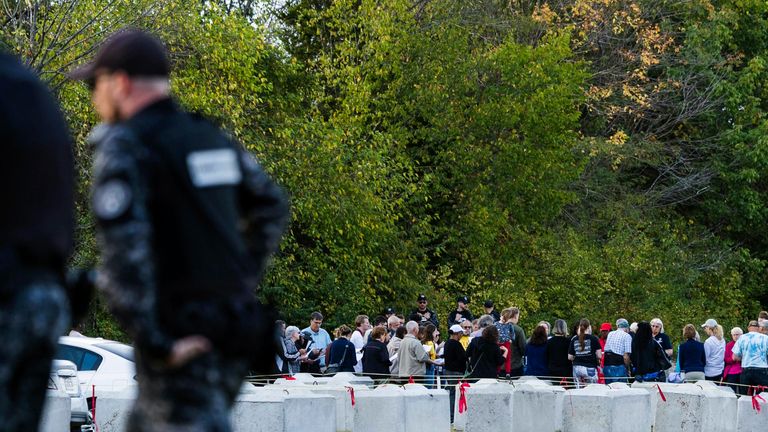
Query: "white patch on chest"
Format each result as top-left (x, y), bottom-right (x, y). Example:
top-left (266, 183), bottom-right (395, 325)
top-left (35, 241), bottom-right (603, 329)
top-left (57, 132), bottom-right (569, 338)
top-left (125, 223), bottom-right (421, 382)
top-left (186, 149), bottom-right (242, 187)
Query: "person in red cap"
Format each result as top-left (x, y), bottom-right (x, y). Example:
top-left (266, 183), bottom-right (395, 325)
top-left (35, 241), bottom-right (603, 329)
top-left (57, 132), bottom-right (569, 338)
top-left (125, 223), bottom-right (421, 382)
top-left (70, 29), bottom-right (289, 431)
top-left (597, 322), bottom-right (611, 383)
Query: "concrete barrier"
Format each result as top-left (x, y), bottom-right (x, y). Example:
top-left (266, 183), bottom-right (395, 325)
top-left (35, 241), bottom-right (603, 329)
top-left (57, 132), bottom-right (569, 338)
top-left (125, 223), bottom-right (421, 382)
top-left (403, 384), bottom-right (450, 431)
top-left (39, 392), bottom-right (70, 432)
top-left (273, 373), bottom-right (330, 386)
top-left (451, 379), bottom-right (506, 431)
top-left (736, 391), bottom-right (768, 432)
top-left (464, 382), bottom-right (514, 432)
top-left (352, 386), bottom-right (405, 432)
top-left (233, 391), bottom-right (335, 432)
top-left (696, 381), bottom-right (737, 432)
top-left (92, 387), bottom-right (137, 432)
top-left (329, 372), bottom-right (375, 388)
top-left (563, 384), bottom-right (651, 432)
top-left (636, 383), bottom-right (704, 432)
top-left (513, 378), bottom-right (565, 432)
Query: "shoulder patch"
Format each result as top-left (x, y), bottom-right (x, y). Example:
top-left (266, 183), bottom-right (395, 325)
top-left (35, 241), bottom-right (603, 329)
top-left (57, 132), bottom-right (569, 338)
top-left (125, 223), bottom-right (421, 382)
top-left (93, 179), bottom-right (132, 220)
top-left (187, 148), bottom-right (242, 187)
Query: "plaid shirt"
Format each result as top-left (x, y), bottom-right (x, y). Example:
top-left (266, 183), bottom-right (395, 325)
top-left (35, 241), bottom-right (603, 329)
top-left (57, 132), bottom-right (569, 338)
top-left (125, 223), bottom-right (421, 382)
top-left (603, 329), bottom-right (633, 355)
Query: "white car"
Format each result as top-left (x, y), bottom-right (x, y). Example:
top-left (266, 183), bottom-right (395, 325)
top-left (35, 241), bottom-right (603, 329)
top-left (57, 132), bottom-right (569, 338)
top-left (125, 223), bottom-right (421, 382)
top-left (56, 336), bottom-right (136, 393)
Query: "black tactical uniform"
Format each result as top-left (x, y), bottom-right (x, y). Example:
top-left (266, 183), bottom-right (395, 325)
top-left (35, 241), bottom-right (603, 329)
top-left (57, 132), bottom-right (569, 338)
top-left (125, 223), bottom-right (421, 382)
top-left (0, 52), bottom-right (73, 431)
top-left (89, 98), bottom-right (288, 430)
top-left (73, 30), bottom-right (289, 431)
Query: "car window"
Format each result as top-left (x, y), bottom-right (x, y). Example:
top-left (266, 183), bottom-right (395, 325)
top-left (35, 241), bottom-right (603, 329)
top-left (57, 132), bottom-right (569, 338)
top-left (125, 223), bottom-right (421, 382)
top-left (56, 344), bottom-right (103, 371)
top-left (80, 351), bottom-right (103, 371)
top-left (94, 343), bottom-right (134, 362)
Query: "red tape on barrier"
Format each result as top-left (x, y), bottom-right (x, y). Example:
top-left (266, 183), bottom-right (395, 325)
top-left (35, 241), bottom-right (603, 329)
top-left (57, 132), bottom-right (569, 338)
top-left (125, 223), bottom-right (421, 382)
top-left (656, 384), bottom-right (666, 402)
top-left (752, 386), bottom-right (766, 413)
top-left (346, 386), bottom-right (355, 406)
top-left (408, 376), bottom-right (415, 384)
top-left (458, 381), bottom-right (471, 414)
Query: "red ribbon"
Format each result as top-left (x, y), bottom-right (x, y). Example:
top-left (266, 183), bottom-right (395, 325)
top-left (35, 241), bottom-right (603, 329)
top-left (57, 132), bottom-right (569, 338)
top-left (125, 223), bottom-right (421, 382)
top-left (92, 384), bottom-right (99, 432)
top-left (346, 386), bottom-right (356, 406)
top-left (283, 375), bottom-right (296, 381)
top-left (408, 376), bottom-right (415, 384)
top-left (656, 384), bottom-right (666, 402)
top-left (559, 377), bottom-right (568, 387)
top-left (458, 381), bottom-right (471, 414)
top-left (752, 386), bottom-right (766, 412)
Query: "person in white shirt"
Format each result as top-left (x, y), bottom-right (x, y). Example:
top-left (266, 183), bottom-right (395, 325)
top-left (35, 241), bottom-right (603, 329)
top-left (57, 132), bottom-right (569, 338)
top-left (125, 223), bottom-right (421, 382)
top-left (350, 315), bottom-right (370, 373)
top-left (701, 318), bottom-right (725, 381)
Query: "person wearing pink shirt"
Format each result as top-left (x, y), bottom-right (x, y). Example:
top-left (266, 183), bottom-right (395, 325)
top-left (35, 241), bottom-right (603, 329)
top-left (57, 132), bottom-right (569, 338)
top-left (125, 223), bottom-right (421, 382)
top-left (723, 327), bottom-right (744, 394)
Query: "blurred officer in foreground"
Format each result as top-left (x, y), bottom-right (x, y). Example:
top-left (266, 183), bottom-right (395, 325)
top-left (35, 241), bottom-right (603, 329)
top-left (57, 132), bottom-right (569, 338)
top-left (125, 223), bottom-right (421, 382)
top-left (0, 51), bottom-right (73, 430)
top-left (70, 29), bottom-right (289, 431)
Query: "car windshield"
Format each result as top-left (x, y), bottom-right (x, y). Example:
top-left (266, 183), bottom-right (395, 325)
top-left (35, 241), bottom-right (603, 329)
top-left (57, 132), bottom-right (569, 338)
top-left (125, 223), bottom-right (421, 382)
top-left (94, 343), bottom-right (135, 362)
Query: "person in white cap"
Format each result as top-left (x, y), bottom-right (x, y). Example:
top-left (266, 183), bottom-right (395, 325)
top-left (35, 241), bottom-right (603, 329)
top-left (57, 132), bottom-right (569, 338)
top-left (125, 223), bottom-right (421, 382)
top-left (702, 318), bottom-right (725, 381)
top-left (444, 324), bottom-right (467, 422)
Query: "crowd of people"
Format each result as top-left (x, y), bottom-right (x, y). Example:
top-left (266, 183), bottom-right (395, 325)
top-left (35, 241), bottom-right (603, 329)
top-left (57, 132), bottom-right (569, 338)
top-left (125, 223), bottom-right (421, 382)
top-left (274, 296), bottom-right (768, 400)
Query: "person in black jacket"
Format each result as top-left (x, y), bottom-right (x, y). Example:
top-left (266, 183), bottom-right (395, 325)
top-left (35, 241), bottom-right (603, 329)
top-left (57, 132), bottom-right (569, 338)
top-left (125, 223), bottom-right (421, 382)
top-left (0, 50), bottom-right (74, 432)
top-left (546, 319), bottom-right (573, 384)
top-left (362, 327), bottom-right (392, 382)
top-left (71, 29), bottom-right (289, 431)
top-left (411, 294), bottom-right (439, 328)
top-left (444, 324), bottom-right (468, 422)
top-left (466, 325), bottom-right (506, 379)
top-left (448, 295), bottom-right (474, 328)
top-left (327, 325), bottom-right (358, 373)
top-left (631, 321), bottom-right (667, 382)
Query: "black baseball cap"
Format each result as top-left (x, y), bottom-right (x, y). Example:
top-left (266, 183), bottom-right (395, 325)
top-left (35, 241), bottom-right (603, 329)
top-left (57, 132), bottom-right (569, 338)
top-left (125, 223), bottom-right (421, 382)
top-left (417, 294), bottom-right (427, 302)
top-left (484, 300), bottom-right (494, 308)
top-left (385, 307), bottom-right (395, 315)
top-left (69, 29), bottom-right (169, 82)
top-left (457, 295), bottom-right (469, 304)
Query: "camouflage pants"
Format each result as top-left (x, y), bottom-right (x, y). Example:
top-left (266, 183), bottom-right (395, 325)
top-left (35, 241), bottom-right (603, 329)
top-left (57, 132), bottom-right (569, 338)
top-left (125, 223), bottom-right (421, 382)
top-left (129, 347), bottom-right (249, 432)
top-left (0, 279), bottom-right (69, 432)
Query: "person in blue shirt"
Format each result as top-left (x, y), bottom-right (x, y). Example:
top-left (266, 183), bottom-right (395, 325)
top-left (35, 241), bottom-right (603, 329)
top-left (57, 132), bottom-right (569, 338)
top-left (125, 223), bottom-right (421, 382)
top-left (327, 325), bottom-right (358, 373)
top-left (525, 325), bottom-right (549, 377)
top-left (678, 324), bottom-right (706, 382)
top-left (301, 311), bottom-right (332, 373)
top-left (732, 320), bottom-right (768, 388)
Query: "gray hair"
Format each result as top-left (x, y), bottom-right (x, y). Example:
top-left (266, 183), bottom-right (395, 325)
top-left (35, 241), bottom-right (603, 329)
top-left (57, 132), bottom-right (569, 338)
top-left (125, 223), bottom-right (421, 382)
top-left (553, 319), bottom-right (568, 336)
top-left (387, 315), bottom-right (400, 326)
top-left (650, 318), bottom-right (664, 333)
top-left (478, 314), bottom-right (495, 329)
top-left (285, 326), bottom-right (300, 338)
top-left (405, 321), bottom-right (419, 333)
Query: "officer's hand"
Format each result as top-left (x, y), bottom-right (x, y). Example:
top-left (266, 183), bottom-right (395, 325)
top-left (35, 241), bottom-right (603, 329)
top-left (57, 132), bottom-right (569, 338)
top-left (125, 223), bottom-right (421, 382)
top-left (167, 335), bottom-right (211, 368)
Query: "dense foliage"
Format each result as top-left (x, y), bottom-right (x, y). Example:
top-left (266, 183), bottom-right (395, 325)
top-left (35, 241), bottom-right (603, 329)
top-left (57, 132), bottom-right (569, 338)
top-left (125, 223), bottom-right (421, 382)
top-left (3, 0), bottom-right (767, 344)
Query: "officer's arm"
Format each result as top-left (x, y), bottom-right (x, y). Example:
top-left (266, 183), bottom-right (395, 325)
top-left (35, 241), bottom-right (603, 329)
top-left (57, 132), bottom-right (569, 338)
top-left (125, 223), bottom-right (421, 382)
top-left (238, 148), bottom-right (290, 280)
top-left (91, 128), bottom-right (173, 360)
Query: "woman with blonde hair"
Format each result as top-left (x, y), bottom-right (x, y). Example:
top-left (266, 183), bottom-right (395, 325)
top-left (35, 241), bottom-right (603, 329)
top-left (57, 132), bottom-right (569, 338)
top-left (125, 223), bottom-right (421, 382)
top-left (701, 319), bottom-right (725, 381)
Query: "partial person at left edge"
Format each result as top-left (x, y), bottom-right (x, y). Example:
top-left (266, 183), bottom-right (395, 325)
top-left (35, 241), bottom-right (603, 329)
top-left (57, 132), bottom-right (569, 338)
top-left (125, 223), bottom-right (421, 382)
top-left (0, 50), bottom-right (74, 431)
